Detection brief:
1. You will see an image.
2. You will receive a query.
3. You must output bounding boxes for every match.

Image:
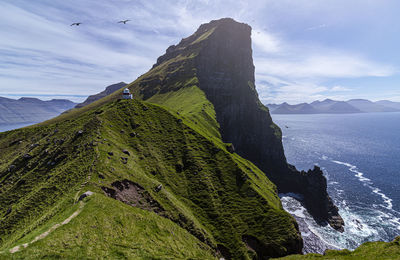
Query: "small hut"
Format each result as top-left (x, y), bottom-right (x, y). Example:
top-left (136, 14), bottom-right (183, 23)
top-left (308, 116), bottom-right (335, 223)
top-left (122, 88), bottom-right (132, 99)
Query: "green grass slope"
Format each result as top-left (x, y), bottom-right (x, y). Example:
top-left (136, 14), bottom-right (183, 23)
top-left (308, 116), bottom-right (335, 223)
top-left (4, 194), bottom-right (215, 259)
top-left (275, 236), bottom-right (400, 260)
top-left (0, 99), bottom-right (301, 259)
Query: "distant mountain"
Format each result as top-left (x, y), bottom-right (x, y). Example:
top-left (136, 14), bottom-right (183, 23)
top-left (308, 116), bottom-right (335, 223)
top-left (0, 97), bottom-right (76, 124)
top-left (75, 82), bottom-right (127, 108)
top-left (268, 99), bottom-right (400, 114)
top-left (273, 102), bottom-right (319, 114)
top-left (311, 99), bottom-right (361, 113)
top-left (347, 99), bottom-right (399, 112)
top-left (375, 100), bottom-right (400, 110)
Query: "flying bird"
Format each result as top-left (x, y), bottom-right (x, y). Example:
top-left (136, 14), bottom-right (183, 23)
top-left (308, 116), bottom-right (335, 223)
top-left (70, 22), bottom-right (82, 26)
top-left (118, 20), bottom-right (130, 24)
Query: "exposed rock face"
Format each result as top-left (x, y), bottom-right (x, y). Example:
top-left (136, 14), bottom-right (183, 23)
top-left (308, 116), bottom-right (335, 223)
top-left (102, 179), bottom-right (164, 214)
top-left (75, 82), bottom-right (127, 108)
top-left (152, 18), bottom-right (344, 232)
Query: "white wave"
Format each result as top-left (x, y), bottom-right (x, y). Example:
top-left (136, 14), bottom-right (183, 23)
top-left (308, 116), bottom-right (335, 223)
top-left (322, 155), bottom-right (329, 160)
top-left (372, 188), bottom-right (393, 210)
top-left (331, 160), bottom-right (392, 210)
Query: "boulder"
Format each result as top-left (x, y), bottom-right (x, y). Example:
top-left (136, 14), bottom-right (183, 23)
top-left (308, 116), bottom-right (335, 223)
top-left (78, 191), bottom-right (94, 201)
top-left (8, 165), bottom-right (16, 172)
top-left (155, 184), bottom-right (163, 192)
top-left (226, 144), bottom-right (235, 153)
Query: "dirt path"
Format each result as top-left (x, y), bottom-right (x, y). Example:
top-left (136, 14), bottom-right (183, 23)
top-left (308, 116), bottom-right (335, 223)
top-left (9, 201), bottom-right (85, 254)
top-left (7, 135), bottom-right (100, 255)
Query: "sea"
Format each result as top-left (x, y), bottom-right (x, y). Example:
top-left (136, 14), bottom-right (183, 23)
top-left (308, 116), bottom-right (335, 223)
top-left (271, 112), bottom-right (400, 254)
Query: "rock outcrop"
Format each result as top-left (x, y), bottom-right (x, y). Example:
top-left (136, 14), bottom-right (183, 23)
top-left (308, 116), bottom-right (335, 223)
top-left (75, 82), bottom-right (127, 108)
top-left (144, 18), bottom-right (344, 232)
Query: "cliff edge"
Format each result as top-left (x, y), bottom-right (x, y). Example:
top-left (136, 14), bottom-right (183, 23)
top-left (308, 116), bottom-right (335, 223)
top-left (141, 18), bottom-right (344, 232)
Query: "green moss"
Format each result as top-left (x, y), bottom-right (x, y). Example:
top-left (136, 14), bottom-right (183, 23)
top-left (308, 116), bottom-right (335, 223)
top-left (191, 27), bottom-right (216, 45)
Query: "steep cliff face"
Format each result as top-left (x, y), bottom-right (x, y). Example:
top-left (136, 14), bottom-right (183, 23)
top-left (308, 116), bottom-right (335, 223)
top-left (141, 18), bottom-right (344, 232)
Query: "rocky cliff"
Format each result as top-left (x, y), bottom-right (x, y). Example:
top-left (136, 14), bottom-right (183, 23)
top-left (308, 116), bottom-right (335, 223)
top-left (137, 18), bottom-right (344, 232)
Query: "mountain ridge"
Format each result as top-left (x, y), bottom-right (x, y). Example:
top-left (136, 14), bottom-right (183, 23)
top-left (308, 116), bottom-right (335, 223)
top-left (0, 97), bottom-right (76, 125)
top-left (268, 99), bottom-right (400, 114)
top-left (75, 82), bottom-right (127, 109)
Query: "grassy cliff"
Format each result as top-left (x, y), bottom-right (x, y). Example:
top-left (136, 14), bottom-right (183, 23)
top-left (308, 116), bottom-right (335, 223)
top-left (0, 98), bottom-right (301, 259)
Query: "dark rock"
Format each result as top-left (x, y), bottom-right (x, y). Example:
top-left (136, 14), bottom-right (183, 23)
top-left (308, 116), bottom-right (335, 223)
top-left (4, 207), bottom-right (12, 217)
top-left (108, 152), bottom-right (114, 156)
top-left (8, 165), bottom-right (16, 172)
top-left (78, 191), bottom-right (94, 201)
top-left (129, 132), bottom-right (136, 137)
top-left (76, 130), bottom-right (84, 136)
top-left (23, 154), bottom-right (32, 159)
top-left (121, 157), bottom-right (128, 164)
top-left (122, 149), bottom-right (130, 156)
top-left (132, 123), bottom-right (141, 129)
top-left (155, 184), bottom-right (163, 192)
top-left (143, 106), bottom-right (149, 111)
top-left (120, 130), bottom-right (125, 134)
top-left (98, 174), bottom-right (105, 179)
top-left (30, 143), bottom-right (39, 149)
top-left (175, 164), bottom-right (183, 172)
top-left (226, 144), bottom-right (235, 153)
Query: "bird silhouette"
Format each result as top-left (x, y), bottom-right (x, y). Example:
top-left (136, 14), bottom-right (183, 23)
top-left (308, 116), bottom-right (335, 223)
top-left (70, 22), bottom-right (82, 26)
top-left (118, 20), bottom-right (130, 24)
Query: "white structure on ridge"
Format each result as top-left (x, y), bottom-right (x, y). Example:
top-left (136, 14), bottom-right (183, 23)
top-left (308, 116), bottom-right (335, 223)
top-left (122, 88), bottom-right (133, 99)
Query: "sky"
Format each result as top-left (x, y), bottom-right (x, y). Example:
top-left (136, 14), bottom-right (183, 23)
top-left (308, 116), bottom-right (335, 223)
top-left (1, 0), bottom-right (400, 104)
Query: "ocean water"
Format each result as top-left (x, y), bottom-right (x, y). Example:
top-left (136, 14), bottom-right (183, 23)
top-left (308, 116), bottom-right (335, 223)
top-left (0, 123), bottom-right (35, 133)
top-left (272, 112), bottom-right (400, 254)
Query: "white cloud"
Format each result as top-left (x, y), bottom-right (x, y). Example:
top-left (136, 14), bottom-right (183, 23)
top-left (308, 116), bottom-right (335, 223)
top-left (306, 24), bottom-right (328, 31)
top-left (255, 54), bottom-right (396, 80)
top-left (330, 85), bottom-right (352, 92)
top-left (0, 0), bottom-right (398, 105)
top-left (252, 30), bottom-right (281, 53)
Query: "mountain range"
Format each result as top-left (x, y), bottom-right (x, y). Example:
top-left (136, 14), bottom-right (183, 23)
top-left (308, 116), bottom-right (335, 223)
top-left (0, 18), bottom-right (398, 259)
top-left (0, 97), bottom-right (76, 124)
top-left (268, 99), bottom-right (400, 114)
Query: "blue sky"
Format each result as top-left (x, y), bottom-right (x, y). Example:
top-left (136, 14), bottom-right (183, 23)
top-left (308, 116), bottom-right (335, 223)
top-left (0, 0), bottom-right (399, 104)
